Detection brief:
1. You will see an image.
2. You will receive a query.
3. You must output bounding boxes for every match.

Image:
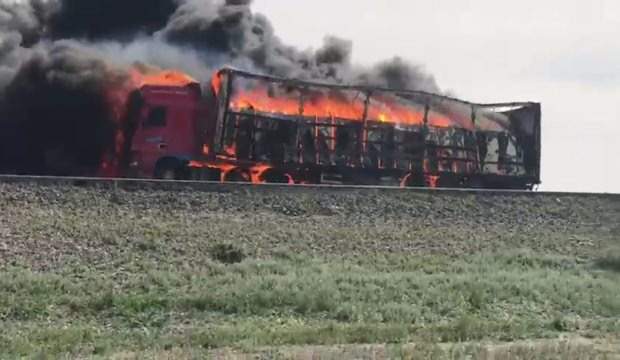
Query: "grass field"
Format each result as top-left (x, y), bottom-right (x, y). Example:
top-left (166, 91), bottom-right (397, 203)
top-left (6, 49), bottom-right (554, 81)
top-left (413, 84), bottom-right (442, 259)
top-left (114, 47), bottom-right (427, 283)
top-left (0, 183), bottom-right (618, 358)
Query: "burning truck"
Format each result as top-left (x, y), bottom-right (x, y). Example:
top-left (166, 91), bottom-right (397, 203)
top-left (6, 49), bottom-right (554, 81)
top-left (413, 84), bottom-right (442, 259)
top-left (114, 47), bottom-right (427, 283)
top-left (112, 68), bottom-right (541, 189)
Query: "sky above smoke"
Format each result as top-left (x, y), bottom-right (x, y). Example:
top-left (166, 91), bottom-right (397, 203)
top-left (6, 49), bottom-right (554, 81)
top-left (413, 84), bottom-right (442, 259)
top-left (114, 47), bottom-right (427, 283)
top-left (251, 0), bottom-right (620, 193)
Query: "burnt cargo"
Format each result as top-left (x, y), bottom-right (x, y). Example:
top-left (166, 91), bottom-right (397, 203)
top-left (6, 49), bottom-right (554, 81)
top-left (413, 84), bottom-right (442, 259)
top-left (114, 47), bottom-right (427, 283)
top-left (206, 69), bottom-right (541, 189)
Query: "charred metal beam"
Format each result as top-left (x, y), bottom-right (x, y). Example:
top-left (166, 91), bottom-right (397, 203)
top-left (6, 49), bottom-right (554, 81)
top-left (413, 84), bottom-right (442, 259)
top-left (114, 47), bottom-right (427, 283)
top-left (217, 68), bottom-right (539, 109)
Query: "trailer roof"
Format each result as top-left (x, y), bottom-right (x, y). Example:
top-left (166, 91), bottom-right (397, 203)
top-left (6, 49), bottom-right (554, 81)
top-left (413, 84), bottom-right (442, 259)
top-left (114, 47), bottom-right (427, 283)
top-left (216, 67), bottom-right (539, 110)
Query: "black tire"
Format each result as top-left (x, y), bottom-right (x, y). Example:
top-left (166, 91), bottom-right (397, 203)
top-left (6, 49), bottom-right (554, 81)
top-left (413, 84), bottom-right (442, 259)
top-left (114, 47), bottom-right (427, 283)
top-left (154, 158), bottom-right (182, 180)
top-left (224, 169), bottom-right (250, 183)
top-left (401, 172), bottom-right (426, 188)
top-left (260, 169), bottom-right (292, 184)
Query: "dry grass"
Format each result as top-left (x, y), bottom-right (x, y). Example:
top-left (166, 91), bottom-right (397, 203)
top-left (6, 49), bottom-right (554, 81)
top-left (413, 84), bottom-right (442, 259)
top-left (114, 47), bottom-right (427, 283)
top-left (0, 183), bottom-right (618, 358)
top-left (110, 337), bottom-right (620, 360)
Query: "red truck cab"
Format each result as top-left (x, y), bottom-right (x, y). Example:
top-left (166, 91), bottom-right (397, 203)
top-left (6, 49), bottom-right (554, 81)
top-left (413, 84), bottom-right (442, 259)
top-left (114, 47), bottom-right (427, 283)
top-left (128, 83), bottom-right (205, 179)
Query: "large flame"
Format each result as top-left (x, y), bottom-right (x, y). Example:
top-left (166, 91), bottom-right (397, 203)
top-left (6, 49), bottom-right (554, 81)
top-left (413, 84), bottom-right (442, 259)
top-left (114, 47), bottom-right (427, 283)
top-left (131, 69), bottom-right (197, 87)
top-left (230, 86), bottom-right (459, 129)
top-left (100, 68), bottom-right (476, 183)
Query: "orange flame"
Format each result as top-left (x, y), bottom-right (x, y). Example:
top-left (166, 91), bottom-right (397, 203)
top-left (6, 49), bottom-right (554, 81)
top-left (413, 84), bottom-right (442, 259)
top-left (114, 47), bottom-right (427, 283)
top-left (188, 161), bottom-right (236, 182)
top-left (211, 73), bottom-right (222, 96)
top-left (426, 175), bottom-right (440, 188)
top-left (187, 160), bottom-right (289, 185)
top-left (232, 87), bottom-right (363, 120)
top-left (223, 144), bottom-right (237, 158)
top-left (250, 165), bottom-right (272, 184)
top-left (231, 86), bottom-right (462, 129)
top-left (131, 69), bottom-right (197, 88)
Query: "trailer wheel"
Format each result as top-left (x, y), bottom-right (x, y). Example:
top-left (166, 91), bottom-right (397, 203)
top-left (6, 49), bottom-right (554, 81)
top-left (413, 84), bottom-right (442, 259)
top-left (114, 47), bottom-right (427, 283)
top-left (400, 172), bottom-right (426, 188)
top-left (224, 168), bottom-right (250, 183)
top-left (154, 158), bottom-right (183, 180)
top-left (260, 169), bottom-right (293, 184)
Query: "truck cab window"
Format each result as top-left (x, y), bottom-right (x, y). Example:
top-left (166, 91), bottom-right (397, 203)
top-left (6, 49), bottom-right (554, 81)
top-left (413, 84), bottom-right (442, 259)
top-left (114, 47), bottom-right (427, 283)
top-left (144, 107), bottom-right (167, 128)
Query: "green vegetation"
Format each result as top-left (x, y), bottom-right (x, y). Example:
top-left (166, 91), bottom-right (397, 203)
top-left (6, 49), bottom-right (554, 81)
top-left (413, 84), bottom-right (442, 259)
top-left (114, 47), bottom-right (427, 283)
top-left (0, 184), bottom-right (618, 358)
top-left (1, 252), bottom-right (619, 357)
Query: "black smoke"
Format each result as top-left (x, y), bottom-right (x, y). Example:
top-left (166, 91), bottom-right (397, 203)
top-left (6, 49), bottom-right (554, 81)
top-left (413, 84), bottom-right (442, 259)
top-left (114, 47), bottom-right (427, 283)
top-left (0, 42), bottom-right (127, 175)
top-left (0, 0), bottom-right (441, 176)
top-left (47, 0), bottom-right (177, 41)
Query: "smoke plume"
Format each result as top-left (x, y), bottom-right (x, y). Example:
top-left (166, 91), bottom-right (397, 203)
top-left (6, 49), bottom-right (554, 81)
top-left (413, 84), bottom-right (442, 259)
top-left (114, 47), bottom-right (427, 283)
top-left (0, 0), bottom-right (441, 175)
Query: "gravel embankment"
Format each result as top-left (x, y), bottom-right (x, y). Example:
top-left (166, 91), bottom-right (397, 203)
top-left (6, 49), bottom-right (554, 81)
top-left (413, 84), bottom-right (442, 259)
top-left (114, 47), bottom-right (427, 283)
top-left (0, 182), bottom-right (618, 270)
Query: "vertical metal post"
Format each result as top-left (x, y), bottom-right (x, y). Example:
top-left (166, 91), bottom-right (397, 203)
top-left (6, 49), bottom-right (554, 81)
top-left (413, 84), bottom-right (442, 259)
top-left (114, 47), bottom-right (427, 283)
top-left (422, 103), bottom-right (430, 173)
top-left (471, 105), bottom-right (483, 174)
top-left (314, 116), bottom-right (319, 165)
top-left (218, 70), bottom-right (234, 153)
top-left (297, 88), bottom-right (305, 164)
top-left (360, 92), bottom-right (370, 167)
top-left (330, 115), bottom-right (336, 152)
